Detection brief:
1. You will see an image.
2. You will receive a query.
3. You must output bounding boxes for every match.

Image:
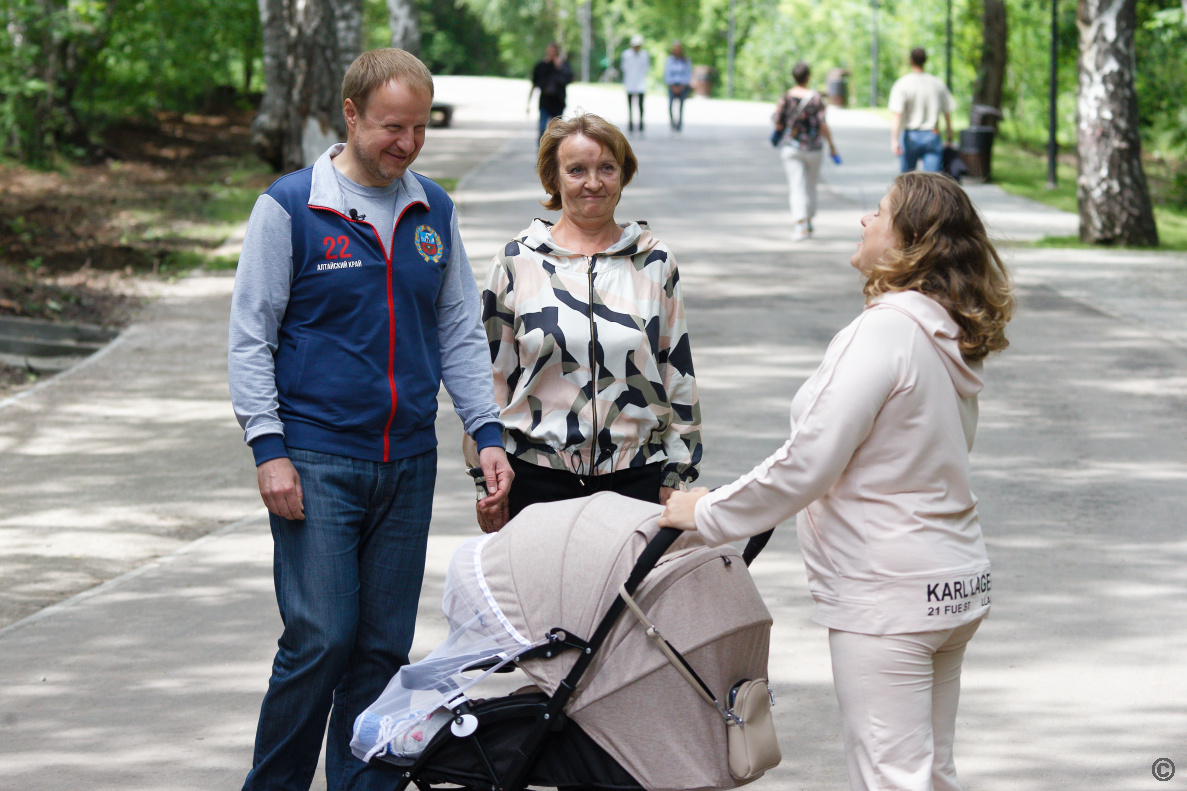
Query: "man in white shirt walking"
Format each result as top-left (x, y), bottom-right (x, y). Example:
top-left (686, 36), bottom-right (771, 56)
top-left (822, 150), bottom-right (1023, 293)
top-left (621, 34), bottom-right (650, 133)
top-left (888, 47), bottom-right (954, 172)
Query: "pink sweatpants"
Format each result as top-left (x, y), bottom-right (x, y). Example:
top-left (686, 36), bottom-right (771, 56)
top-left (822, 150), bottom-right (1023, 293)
top-left (828, 619), bottom-right (982, 791)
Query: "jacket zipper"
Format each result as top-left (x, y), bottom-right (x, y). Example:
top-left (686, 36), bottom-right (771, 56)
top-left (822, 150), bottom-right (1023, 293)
top-left (310, 201), bottom-right (426, 462)
top-left (379, 203), bottom-right (425, 461)
top-left (586, 254), bottom-right (599, 479)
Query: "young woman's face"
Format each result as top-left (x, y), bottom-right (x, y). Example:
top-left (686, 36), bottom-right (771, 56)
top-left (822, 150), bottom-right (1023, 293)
top-left (851, 190), bottom-right (899, 275)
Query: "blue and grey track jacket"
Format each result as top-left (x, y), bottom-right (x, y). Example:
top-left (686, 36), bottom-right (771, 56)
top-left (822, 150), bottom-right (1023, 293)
top-left (228, 145), bottom-right (503, 466)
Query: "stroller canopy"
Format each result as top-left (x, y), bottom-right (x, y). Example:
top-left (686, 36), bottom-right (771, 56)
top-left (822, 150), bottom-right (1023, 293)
top-left (354, 493), bottom-right (774, 791)
top-left (480, 493), bottom-right (774, 791)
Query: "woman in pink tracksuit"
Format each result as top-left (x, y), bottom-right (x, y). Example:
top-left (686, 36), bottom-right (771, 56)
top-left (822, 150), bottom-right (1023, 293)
top-left (661, 172), bottom-right (1015, 791)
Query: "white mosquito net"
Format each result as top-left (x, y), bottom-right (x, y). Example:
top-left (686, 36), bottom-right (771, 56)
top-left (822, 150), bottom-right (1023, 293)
top-left (350, 533), bottom-right (539, 763)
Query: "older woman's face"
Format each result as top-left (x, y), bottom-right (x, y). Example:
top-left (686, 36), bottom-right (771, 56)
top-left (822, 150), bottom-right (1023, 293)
top-left (852, 190), bottom-right (898, 275)
top-left (555, 133), bottom-right (623, 227)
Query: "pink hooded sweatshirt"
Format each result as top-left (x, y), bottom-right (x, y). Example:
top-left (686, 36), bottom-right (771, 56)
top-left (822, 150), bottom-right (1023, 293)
top-left (695, 289), bottom-right (991, 635)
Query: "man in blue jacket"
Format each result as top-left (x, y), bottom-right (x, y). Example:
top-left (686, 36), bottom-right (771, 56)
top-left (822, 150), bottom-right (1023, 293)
top-left (228, 48), bottom-right (512, 791)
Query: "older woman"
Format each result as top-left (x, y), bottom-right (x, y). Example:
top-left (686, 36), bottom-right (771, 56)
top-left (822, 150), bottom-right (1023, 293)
top-left (479, 113), bottom-right (702, 531)
top-left (661, 172), bottom-right (1014, 791)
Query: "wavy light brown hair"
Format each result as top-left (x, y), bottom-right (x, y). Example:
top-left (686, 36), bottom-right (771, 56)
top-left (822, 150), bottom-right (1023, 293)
top-left (536, 113), bottom-right (638, 212)
top-left (864, 172), bottom-right (1015, 362)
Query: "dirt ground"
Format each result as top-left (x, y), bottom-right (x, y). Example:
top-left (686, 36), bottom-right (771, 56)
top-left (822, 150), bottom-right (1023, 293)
top-left (0, 110), bottom-right (267, 397)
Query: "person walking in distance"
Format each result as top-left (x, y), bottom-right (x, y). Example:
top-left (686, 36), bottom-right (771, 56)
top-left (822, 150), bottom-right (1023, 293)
top-left (620, 33), bottom-right (650, 133)
top-left (228, 48), bottom-right (513, 791)
top-left (773, 60), bottom-right (839, 241)
top-left (529, 42), bottom-right (574, 141)
top-left (888, 47), bottom-right (955, 172)
top-left (663, 41), bottom-right (692, 132)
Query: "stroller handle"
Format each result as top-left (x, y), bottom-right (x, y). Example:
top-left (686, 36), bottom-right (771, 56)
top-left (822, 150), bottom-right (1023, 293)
top-left (742, 528), bottom-right (776, 567)
top-left (622, 526), bottom-right (684, 596)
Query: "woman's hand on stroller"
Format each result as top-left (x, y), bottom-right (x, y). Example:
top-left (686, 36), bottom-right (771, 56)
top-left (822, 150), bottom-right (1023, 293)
top-left (657, 487), bottom-right (710, 530)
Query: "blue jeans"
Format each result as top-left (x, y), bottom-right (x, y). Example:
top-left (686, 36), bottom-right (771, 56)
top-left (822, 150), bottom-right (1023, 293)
top-left (243, 447), bottom-right (436, 791)
top-left (539, 108), bottom-right (562, 141)
top-left (901, 129), bottom-right (943, 173)
top-left (668, 86), bottom-right (688, 130)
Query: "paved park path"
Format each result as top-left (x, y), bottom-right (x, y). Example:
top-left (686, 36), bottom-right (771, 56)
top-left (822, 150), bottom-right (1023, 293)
top-left (1, 76), bottom-right (1185, 790)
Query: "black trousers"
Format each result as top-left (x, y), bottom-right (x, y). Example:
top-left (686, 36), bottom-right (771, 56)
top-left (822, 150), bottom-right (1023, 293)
top-left (507, 454), bottom-right (664, 519)
top-left (626, 92), bottom-right (644, 129)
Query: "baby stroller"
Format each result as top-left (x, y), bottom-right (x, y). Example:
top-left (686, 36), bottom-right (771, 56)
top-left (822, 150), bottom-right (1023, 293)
top-left (352, 492), bottom-right (778, 791)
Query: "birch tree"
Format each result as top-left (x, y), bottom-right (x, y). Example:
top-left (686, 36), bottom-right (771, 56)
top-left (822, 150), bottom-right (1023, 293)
top-left (251, 0), bottom-right (363, 173)
top-left (1075, 0), bottom-right (1158, 246)
top-left (387, 0), bottom-right (421, 53)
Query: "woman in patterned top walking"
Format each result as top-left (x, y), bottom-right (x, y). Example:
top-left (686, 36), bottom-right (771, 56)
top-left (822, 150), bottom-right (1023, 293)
top-left (774, 61), bottom-right (840, 241)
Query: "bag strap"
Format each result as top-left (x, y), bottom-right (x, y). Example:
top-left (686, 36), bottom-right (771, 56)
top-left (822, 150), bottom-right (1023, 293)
top-left (618, 583), bottom-right (739, 725)
top-left (781, 90), bottom-right (818, 129)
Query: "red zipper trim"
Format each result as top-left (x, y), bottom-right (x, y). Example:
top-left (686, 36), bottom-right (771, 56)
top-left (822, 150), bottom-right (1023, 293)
top-left (311, 201), bottom-right (427, 462)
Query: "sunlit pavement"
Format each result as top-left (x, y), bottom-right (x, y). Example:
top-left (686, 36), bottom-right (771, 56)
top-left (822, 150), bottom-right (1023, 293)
top-left (0, 75), bottom-right (1184, 790)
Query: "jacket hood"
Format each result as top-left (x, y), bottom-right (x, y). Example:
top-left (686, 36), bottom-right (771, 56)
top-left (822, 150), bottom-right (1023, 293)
top-left (869, 290), bottom-right (983, 398)
top-left (518, 218), bottom-right (659, 260)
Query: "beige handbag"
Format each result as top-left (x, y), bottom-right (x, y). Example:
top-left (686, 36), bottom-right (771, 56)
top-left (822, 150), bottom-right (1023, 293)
top-left (619, 584), bottom-right (782, 782)
top-left (725, 678), bottom-right (782, 780)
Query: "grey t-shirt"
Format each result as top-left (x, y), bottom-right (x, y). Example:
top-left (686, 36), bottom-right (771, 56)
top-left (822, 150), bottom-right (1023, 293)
top-left (334, 168), bottom-right (402, 257)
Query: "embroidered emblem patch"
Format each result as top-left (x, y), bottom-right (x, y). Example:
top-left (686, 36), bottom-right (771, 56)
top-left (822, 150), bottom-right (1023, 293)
top-left (414, 225), bottom-right (443, 263)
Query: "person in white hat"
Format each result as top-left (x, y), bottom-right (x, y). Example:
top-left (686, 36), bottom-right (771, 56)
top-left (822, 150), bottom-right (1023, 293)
top-left (620, 33), bottom-right (650, 133)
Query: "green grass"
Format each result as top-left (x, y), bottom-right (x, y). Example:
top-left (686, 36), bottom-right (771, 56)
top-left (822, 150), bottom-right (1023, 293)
top-left (990, 140), bottom-right (1187, 251)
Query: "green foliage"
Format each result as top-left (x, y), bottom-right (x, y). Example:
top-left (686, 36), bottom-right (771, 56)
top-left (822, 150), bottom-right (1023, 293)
top-left (994, 0), bottom-right (1078, 148)
top-left (1135, 3), bottom-right (1187, 157)
top-left (87, 0), bottom-right (261, 117)
top-left (0, 0), bottom-right (260, 165)
top-left (456, 0), bottom-right (588, 75)
top-left (364, 0), bottom-right (505, 76)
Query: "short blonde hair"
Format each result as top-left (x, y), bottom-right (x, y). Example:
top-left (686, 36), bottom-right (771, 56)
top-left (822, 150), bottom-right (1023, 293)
top-left (536, 114), bottom-right (638, 212)
top-left (342, 48), bottom-right (434, 118)
top-left (864, 172), bottom-right (1015, 362)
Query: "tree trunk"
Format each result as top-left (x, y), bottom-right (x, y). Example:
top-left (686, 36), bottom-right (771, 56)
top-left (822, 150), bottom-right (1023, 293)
top-left (973, 0), bottom-right (1007, 110)
top-left (386, 0), bottom-right (420, 54)
top-left (1076, 0), bottom-right (1159, 246)
top-left (250, 0), bottom-right (363, 173)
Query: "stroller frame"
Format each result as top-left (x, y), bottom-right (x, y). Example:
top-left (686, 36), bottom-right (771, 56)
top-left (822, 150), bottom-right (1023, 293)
top-left (373, 526), bottom-right (775, 791)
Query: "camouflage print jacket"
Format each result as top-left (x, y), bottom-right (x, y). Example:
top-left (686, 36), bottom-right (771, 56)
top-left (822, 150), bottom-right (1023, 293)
top-left (481, 219), bottom-right (702, 487)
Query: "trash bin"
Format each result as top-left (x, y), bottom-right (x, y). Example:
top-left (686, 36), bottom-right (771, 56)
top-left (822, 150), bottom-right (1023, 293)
top-left (826, 68), bottom-right (850, 108)
top-left (691, 65), bottom-right (716, 97)
top-left (959, 127), bottom-right (996, 180)
top-left (959, 105), bottom-right (1004, 181)
top-left (969, 104), bottom-right (1004, 128)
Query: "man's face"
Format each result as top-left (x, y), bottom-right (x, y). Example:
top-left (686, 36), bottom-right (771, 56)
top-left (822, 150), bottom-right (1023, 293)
top-left (545, 44), bottom-right (559, 62)
top-left (343, 79), bottom-right (432, 187)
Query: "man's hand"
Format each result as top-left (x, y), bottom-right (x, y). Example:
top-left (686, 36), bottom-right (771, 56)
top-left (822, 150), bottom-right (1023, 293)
top-left (475, 446), bottom-right (514, 533)
top-left (258, 457), bottom-right (304, 520)
top-left (659, 486), bottom-right (678, 505)
top-left (657, 486), bottom-right (710, 530)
